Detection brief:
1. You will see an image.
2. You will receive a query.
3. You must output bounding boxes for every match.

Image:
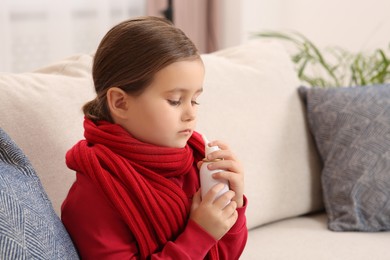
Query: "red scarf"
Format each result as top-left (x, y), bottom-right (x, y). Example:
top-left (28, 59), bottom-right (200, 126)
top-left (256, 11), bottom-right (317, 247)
top-left (66, 118), bottom-right (218, 259)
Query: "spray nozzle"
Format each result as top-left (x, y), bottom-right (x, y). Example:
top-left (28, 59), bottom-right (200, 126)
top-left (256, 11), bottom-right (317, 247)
top-left (202, 134), bottom-right (220, 157)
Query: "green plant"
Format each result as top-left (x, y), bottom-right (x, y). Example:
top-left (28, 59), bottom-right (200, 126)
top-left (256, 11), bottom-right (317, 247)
top-left (254, 31), bottom-right (390, 87)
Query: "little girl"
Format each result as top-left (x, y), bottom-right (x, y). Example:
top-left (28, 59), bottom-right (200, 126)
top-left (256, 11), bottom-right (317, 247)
top-left (61, 16), bottom-right (247, 259)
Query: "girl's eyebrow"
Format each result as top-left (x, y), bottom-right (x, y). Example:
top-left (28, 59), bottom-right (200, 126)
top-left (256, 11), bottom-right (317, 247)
top-left (165, 87), bottom-right (203, 94)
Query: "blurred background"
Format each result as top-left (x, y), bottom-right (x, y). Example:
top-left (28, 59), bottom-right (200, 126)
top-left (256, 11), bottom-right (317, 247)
top-left (1, 0), bottom-right (389, 72)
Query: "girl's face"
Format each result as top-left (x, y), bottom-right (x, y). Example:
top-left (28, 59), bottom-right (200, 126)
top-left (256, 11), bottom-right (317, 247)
top-left (121, 59), bottom-right (205, 148)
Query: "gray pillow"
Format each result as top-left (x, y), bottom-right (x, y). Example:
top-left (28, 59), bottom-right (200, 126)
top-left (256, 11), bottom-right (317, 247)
top-left (299, 84), bottom-right (390, 232)
top-left (0, 128), bottom-right (79, 259)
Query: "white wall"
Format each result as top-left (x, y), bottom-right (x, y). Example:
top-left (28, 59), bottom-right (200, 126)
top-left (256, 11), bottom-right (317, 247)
top-left (2, 0), bottom-right (388, 72)
top-left (0, 0), bottom-right (145, 72)
top-left (222, 0), bottom-right (390, 52)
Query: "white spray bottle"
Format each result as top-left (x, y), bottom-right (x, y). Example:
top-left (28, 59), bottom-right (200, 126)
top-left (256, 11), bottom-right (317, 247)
top-left (200, 135), bottom-right (230, 201)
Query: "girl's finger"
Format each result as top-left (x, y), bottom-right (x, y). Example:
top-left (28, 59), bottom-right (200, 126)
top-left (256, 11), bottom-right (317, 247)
top-left (191, 190), bottom-right (201, 210)
top-left (207, 160), bottom-right (242, 173)
top-left (207, 149), bottom-right (237, 161)
top-left (213, 190), bottom-right (235, 209)
top-left (203, 183), bottom-right (226, 204)
top-left (197, 160), bottom-right (204, 169)
top-left (208, 140), bottom-right (229, 150)
top-left (222, 200), bottom-right (237, 218)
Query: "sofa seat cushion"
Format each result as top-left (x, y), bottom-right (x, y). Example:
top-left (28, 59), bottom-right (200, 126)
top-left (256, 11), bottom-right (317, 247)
top-left (242, 213), bottom-right (390, 260)
top-left (0, 128), bottom-right (78, 259)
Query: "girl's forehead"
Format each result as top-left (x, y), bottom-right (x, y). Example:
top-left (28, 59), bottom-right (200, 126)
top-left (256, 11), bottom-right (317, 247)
top-left (163, 87), bottom-right (204, 95)
top-left (147, 60), bottom-right (205, 93)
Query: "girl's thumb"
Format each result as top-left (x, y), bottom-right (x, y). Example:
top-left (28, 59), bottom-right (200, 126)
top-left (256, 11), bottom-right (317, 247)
top-left (191, 190), bottom-right (201, 209)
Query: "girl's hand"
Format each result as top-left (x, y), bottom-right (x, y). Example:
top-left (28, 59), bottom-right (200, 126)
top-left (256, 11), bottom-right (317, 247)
top-left (190, 186), bottom-right (238, 240)
top-left (198, 140), bottom-right (244, 208)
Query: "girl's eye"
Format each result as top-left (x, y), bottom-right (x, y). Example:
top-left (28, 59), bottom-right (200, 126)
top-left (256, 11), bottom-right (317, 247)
top-left (167, 99), bottom-right (200, 106)
top-left (167, 100), bottom-right (181, 106)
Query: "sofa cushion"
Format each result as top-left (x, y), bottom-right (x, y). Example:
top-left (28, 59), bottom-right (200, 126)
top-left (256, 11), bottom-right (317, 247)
top-left (197, 40), bottom-right (324, 229)
top-left (0, 128), bottom-right (79, 259)
top-left (0, 55), bottom-right (95, 215)
top-left (242, 213), bottom-right (390, 260)
top-left (300, 85), bottom-right (390, 231)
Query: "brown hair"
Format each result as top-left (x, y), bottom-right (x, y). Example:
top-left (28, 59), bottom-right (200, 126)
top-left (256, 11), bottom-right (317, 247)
top-left (83, 16), bottom-right (200, 122)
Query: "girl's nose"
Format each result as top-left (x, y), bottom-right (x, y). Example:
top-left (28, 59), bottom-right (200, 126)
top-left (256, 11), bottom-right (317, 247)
top-left (182, 102), bottom-right (196, 122)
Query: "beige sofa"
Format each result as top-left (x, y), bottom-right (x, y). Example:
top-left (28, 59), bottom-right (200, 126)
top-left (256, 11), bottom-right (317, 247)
top-left (1, 40), bottom-right (389, 259)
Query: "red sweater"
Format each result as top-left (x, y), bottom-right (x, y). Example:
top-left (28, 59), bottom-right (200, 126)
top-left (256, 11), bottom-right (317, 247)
top-left (62, 172), bottom-right (247, 259)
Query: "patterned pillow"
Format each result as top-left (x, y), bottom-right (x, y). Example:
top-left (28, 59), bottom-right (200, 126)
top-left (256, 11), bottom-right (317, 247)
top-left (299, 84), bottom-right (390, 231)
top-left (0, 128), bottom-right (79, 259)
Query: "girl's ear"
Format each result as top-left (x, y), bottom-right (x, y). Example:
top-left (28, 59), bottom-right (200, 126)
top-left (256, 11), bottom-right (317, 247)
top-left (106, 87), bottom-right (129, 120)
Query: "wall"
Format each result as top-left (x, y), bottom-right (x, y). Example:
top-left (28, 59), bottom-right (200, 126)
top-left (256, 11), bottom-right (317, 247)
top-left (0, 0), bottom-right (145, 72)
top-left (2, 0), bottom-right (388, 72)
top-left (221, 0), bottom-right (390, 52)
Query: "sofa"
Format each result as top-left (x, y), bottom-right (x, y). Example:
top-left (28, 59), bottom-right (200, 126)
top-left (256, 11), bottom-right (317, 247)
top-left (1, 39), bottom-right (389, 259)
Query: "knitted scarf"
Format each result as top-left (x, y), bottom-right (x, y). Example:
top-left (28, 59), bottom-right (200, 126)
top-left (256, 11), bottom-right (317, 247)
top-left (66, 118), bottom-right (218, 259)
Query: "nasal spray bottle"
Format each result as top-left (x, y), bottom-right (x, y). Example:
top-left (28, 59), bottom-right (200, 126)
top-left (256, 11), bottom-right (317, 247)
top-left (200, 135), bottom-right (230, 201)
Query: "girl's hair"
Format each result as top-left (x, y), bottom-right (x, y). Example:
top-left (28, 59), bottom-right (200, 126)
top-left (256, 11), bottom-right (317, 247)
top-left (83, 16), bottom-right (200, 122)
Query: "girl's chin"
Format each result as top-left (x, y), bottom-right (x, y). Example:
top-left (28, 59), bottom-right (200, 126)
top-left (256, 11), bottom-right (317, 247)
top-left (146, 134), bottom-right (191, 148)
top-left (171, 139), bottom-right (190, 149)
top-left (172, 142), bottom-right (187, 149)
top-left (155, 140), bottom-right (187, 149)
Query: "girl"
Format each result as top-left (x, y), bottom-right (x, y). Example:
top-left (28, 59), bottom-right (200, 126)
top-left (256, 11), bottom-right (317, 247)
top-left (61, 16), bottom-right (247, 259)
